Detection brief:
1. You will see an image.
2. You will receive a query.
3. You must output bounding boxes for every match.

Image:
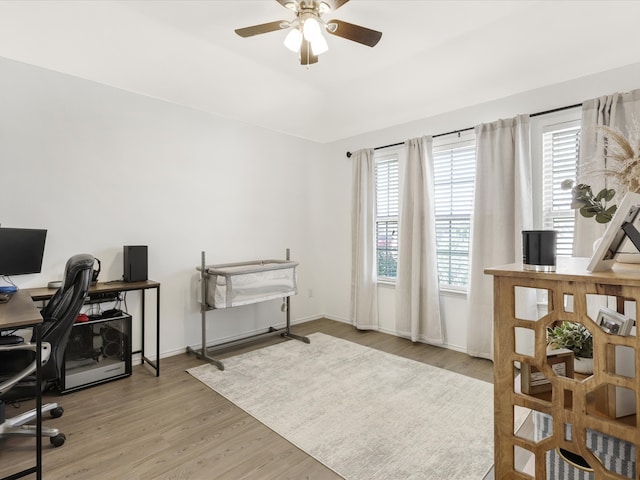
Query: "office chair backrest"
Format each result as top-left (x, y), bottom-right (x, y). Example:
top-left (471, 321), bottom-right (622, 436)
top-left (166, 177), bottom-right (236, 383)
top-left (39, 253), bottom-right (94, 383)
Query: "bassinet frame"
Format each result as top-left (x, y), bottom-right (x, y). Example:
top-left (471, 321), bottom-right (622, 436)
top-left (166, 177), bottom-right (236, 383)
top-left (186, 249), bottom-right (309, 370)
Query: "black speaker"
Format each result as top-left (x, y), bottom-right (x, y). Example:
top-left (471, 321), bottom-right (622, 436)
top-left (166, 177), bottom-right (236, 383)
top-left (123, 245), bottom-right (148, 282)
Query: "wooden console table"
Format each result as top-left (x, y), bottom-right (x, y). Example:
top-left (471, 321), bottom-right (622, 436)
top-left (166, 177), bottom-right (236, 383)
top-left (28, 280), bottom-right (161, 376)
top-left (0, 290), bottom-right (44, 480)
top-left (486, 257), bottom-right (639, 479)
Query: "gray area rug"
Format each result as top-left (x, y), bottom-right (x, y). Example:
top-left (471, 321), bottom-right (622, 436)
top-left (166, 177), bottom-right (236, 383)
top-left (187, 333), bottom-right (495, 479)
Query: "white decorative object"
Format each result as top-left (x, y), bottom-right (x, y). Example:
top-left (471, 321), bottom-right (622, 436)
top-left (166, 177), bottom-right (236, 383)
top-left (587, 192), bottom-right (640, 272)
top-left (596, 306), bottom-right (634, 336)
top-left (574, 356), bottom-right (594, 374)
top-left (615, 252), bottom-right (640, 263)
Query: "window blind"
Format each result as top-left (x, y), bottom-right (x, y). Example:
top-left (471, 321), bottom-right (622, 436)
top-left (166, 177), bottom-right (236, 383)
top-left (433, 143), bottom-right (475, 287)
top-left (375, 156), bottom-right (399, 278)
top-left (542, 125), bottom-right (580, 257)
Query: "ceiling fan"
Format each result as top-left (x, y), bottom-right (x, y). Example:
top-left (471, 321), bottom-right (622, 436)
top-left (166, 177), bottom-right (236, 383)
top-left (235, 0), bottom-right (382, 65)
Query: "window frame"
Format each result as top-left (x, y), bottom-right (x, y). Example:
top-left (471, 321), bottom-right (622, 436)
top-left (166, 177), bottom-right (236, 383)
top-left (531, 107), bottom-right (582, 254)
top-left (432, 132), bottom-right (476, 292)
top-left (541, 120), bottom-right (581, 257)
top-left (374, 149), bottom-right (402, 282)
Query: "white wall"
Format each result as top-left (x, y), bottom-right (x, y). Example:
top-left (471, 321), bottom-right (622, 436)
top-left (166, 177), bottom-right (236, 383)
top-left (318, 62), bottom-right (640, 352)
top-left (4, 54), bottom-right (640, 358)
top-left (0, 57), bottom-right (324, 358)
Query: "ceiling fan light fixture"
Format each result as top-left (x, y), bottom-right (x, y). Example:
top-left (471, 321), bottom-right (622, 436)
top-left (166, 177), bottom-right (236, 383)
top-left (302, 16), bottom-right (322, 42)
top-left (283, 28), bottom-right (303, 52)
top-left (310, 35), bottom-right (328, 55)
top-left (302, 17), bottom-right (328, 56)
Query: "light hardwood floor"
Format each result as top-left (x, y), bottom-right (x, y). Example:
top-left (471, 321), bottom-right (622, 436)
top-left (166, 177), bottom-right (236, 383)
top-left (1, 318), bottom-right (493, 479)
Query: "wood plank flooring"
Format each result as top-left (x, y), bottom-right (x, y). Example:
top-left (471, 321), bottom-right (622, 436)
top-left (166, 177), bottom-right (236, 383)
top-left (0, 319), bottom-right (494, 479)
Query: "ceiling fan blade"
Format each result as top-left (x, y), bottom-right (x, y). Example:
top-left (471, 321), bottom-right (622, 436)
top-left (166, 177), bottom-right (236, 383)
top-left (300, 39), bottom-right (319, 65)
top-left (332, 0), bottom-right (350, 11)
top-left (326, 19), bottom-right (382, 47)
top-left (235, 21), bottom-right (288, 38)
top-left (276, 0), bottom-right (298, 9)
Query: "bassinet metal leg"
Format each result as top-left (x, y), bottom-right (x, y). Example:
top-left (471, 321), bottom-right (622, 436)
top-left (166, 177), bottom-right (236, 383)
top-left (203, 354), bottom-right (225, 371)
top-left (187, 346), bottom-right (226, 371)
top-left (185, 311), bottom-right (226, 370)
top-left (281, 249), bottom-right (310, 344)
top-left (282, 331), bottom-right (311, 343)
top-left (281, 290), bottom-right (310, 344)
top-left (186, 251), bottom-right (226, 370)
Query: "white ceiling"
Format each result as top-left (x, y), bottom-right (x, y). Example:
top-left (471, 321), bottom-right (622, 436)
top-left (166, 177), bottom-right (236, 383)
top-left (1, 0), bottom-right (640, 143)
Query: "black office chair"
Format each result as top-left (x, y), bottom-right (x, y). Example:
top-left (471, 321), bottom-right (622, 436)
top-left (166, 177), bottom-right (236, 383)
top-left (0, 253), bottom-right (94, 447)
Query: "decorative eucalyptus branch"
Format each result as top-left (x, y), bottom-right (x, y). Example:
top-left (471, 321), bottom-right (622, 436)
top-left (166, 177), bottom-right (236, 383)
top-left (563, 181), bottom-right (617, 224)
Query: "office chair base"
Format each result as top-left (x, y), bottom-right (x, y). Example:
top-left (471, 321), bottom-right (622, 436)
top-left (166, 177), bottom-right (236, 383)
top-left (0, 402), bottom-right (66, 446)
top-left (4, 402), bottom-right (60, 428)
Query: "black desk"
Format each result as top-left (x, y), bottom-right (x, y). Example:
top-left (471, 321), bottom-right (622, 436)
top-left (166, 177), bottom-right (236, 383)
top-left (28, 280), bottom-right (161, 376)
top-left (0, 290), bottom-right (44, 480)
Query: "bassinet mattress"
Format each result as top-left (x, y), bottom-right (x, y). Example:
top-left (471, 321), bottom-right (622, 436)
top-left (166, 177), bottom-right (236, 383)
top-left (204, 260), bottom-right (298, 309)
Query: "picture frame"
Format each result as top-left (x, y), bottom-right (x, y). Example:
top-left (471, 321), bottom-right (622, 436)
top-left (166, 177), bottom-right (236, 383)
top-left (596, 306), bottom-right (634, 336)
top-left (587, 192), bottom-right (640, 272)
top-left (521, 348), bottom-right (574, 395)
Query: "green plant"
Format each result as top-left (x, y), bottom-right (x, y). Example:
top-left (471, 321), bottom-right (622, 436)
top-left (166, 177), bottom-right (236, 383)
top-left (562, 180), bottom-right (617, 224)
top-left (547, 321), bottom-right (593, 358)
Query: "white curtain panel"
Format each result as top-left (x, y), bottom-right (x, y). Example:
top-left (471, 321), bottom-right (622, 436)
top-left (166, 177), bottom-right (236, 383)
top-left (350, 148), bottom-right (379, 330)
top-left (395, 137), bottom-right (443, 344)
top-left (467, 115), bottom-right (533, 359)
top-left (574, 89), bottom-right (640, 257)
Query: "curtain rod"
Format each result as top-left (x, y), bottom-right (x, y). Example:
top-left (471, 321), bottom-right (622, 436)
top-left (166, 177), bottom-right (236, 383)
top-left (345, 102), bottom-right (583, 158)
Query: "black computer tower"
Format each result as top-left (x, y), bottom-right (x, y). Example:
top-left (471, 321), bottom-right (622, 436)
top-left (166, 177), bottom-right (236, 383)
top-left (61, 313), bottom-right (132, 393)
top-left (123, 245), bottom-right (147, 282)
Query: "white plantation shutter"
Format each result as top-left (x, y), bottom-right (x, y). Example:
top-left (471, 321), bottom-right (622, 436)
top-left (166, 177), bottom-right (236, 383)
top-left (375, 154), bottom-right (399, 278)
top-left (542, 123), bottom-right (580, 257)
top-left (433, 142), bottom-right (476, 287)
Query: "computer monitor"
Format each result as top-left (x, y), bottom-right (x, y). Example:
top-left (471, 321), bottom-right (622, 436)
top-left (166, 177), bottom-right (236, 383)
top-left (0, 227), bottom-right (48, 276)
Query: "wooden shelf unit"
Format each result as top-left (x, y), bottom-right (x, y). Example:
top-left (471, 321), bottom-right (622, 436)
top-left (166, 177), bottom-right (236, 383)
top-left (486, 257), bottom-right (639, 479)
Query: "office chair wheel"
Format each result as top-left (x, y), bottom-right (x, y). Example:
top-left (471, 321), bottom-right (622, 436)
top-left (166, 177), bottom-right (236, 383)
top-left (50, 433), bottom-right (66, 447)
top-left (50, 406), bottom-right (64, 418)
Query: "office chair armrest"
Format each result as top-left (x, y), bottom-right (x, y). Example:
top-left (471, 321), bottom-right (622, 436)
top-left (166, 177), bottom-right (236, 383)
top-left (0, 342), bottom-right (51, 396)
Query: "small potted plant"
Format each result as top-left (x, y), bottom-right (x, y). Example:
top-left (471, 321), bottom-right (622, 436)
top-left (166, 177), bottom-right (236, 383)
top-left (547, 321), bottom-right (594, 374)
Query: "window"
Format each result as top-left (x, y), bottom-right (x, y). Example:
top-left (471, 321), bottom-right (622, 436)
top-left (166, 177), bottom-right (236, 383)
top-left (542, 122), bottom-right (580, 257)
top-left (433, 139), bottom-right (476, 288)
top-left (375, 154), bottom-right (399, 279)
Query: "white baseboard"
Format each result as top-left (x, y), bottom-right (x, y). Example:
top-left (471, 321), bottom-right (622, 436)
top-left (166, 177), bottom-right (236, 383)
top-left (161, 314), bottom-right (469, 361)
top-left (376, 325), bottom-right (468, 353)
top-left (131, 349), bottom-right (186, 362)
top-left (317, 314), bottom-right (350, 324)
